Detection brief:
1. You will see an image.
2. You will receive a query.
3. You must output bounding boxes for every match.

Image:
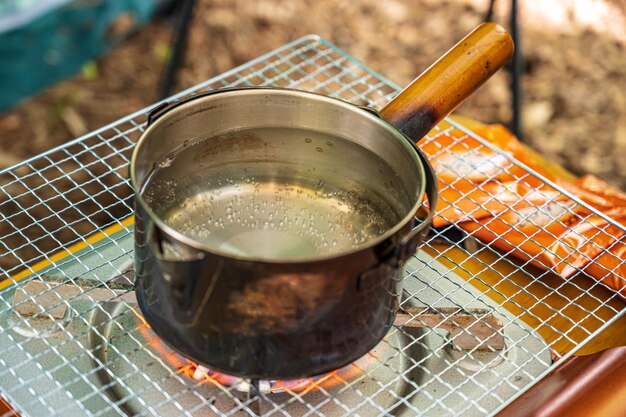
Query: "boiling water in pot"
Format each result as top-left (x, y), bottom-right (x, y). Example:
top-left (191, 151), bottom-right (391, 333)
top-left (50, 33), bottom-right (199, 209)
top-left (141, 127), bottom-right (411, 260)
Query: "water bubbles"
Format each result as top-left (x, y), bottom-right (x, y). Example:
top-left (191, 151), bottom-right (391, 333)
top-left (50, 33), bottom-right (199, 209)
top-left (142, 129), bottom-right (398, 259)
top-left (158, 157), bottom-right (174, 169)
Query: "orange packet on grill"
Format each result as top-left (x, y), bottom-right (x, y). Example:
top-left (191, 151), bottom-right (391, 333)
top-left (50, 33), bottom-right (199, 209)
top-left (423, 118), bottom-right (626, 296)
top-left (558, 175), bottom-right (626, 210)
top-left (460, 205), bottom-right (626, 278)
top-left (584, 239), bottom-right (626, 298)
top-left (433, 179), bottom-right (569, 227)
top-left (572, 179), bottom-right (626, 297)
top-left (422, 124), bottom-right (530, 184)
top-left (422, 122), bottom-right (559, 227)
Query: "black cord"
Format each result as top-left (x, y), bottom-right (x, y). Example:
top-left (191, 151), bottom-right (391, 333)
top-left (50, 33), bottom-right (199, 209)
top-left (159, 0), bottom-right (196, 100)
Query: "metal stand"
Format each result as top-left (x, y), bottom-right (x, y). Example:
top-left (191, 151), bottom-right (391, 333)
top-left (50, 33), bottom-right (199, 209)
top-left (248, 379), bottom-right (262, 416)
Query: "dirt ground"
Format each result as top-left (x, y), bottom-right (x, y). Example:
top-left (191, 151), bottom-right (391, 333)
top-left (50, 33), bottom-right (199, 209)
top-left (1, 0), bottom-right (626, 188)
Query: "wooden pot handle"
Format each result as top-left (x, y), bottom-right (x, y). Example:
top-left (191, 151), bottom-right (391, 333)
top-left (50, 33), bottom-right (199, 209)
top-left (380, 22), bottom-right (514, 142)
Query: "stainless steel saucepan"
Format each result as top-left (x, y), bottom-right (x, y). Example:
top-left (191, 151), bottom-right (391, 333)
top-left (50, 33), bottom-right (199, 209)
top-left (130, 23), bottom-right (514, 379)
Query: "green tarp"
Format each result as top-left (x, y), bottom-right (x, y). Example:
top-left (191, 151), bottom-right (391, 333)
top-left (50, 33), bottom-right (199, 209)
top-left (0, 0), bottom-right (164, 112)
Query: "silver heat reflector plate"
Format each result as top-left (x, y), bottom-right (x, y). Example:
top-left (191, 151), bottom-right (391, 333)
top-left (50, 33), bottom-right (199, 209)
top-left (0, 231), bottom-right (550, 416)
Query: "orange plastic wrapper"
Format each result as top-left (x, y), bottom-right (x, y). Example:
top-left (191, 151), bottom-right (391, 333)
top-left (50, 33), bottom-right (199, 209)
top-left (584, 240), bottom-right (626, 298)
top-left (559, 174), bottom-right (626, 211)
top-left (425, 118), bottom-right (626, 298)
top-left (421, 123), bottom-right (560, 227)
top-left (460, 207), bottom-right (626, 279)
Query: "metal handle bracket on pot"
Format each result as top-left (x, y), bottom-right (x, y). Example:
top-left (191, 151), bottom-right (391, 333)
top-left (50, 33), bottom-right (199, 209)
top-left (148, 224), bottom-right (222, 327)
top-left (356, 143), bottom-right (437, 293)
top-left (394, 145), bottom-right (438, 264)
top-left (146, 101), bottom-right (172, 126)
top-left (371, 145), bottom-right (438, 270)
top-left (358, 105), bottom-right (439, 268)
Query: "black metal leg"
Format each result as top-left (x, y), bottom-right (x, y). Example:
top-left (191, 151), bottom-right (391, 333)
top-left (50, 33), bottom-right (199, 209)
top-left (159, 0), bottom-right (196, 100)
top-left (484, 0), bottom-right (523, 141)
top-left (509, 0), bottom-right (523, 140)
top-left (484, 0), bottom-right (497, 22)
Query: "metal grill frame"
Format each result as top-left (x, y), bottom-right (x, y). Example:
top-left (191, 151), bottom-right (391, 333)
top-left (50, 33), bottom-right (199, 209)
top-left (0, 35), bottom-right (625, 417)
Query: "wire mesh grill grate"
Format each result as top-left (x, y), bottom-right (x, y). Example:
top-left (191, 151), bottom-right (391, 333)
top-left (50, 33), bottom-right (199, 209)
top-left (0, 35), bottom-right (625, 417)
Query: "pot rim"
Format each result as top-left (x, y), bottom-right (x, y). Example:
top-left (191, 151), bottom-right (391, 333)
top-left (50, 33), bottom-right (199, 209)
top-left (130, 87), bottom-right (430, 264)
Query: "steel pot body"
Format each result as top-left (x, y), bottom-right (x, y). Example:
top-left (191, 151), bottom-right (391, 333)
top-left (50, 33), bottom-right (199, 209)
top-left (131, 23), bottom-right (514, 379)
top-left (131, 88), bottom-right (437, 379)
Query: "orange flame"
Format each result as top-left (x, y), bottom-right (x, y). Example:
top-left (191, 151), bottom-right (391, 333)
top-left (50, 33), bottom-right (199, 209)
top-left (130, 307), bottom-right (378, 392)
